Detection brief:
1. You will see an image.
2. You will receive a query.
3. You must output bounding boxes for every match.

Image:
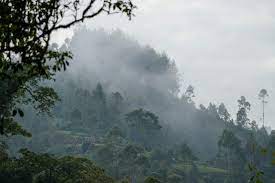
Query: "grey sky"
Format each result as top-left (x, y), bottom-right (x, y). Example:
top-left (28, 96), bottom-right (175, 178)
top-left (53, 0), bottom-right (275, 128)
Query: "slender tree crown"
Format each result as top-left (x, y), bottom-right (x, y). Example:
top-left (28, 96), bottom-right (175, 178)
top-left (258, 89), bottom-right (269, 127)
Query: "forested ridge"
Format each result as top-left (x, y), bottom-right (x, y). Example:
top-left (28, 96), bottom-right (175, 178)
top-left (2, 29), bottom-right (275, 183)
top-left (1, 1), bottom-right (275, 182)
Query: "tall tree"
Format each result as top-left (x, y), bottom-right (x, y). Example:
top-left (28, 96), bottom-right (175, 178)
top-left (258, 89), bottom-right (268, 127)
top-left (182, 85), bottom-right (195, 104)
top-left (236, 96), bottom-right (251, 128)
top-left (218, 103), bottom-right (231, 122)
top-left (93, 83), bottom-right (106, 106)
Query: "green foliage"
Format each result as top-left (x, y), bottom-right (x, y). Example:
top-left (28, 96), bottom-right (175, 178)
top-left (0, 116), bottom-right (31, 137)
top-left (248, 163), bottom-right (264, 183)
top-left (0, 149), bottom-right (114, 183)
top-left (144, 176), bottom-right (161, 183)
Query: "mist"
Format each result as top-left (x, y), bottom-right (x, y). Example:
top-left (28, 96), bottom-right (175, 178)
top-left (2, 1), bottom-right (275, 182)
top-left (53, 0), bottom-right (275, 128)
top-left (49, 28), bottom-right (229, 159)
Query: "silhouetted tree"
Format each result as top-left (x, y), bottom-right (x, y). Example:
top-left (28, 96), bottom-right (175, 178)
top-left (125, 109), bottom-right (162, 146)
top-left (258, 89), bottom-right (268, 127)
top-left (236, 96), bottom-right (251, 127)
top-left (182, 85), bottom-right (195, 104)
top-left (218, 103), bottom-right (231, 122)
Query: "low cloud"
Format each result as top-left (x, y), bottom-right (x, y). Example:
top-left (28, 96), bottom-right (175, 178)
top-left (53, 0), bottom-right (275, 127)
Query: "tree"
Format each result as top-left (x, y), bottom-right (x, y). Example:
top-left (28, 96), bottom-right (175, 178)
top-left (93, 83), bottom-right (106, 105)
top-left (110, 92), bottom-right (124, 114)
top-left (94, 143), bottom-right (117, 168)
top-left (207, 103), bottom-right (219, 119)
top-left (117, 144), bottom-right (145, 182)
top-left (186, 163), bottom-right (200, 183)
top-left (173, 143), bottom-right (197, 162)
top-left (91, 83), bottom-right (109, 129)
top-left (0, 148), bottom-right (114, 183)
top-left (218, 103), bottom-right (231, 122)
top-left (106, 126), bottom-right (125, 140)
top-left (0, 0), bottom-right (136, 137)
top-left (250, 120), bottom-right (258, 132)
top-left (258, 89), bottom-right (268, 127)
top-left (218, 129), bottom-right (245, 182)
top-left (182, 85), bottom-right (195, 104)
top-left (218, 130), bottom-right (242, 156)
top-left (125, 109), bottom-right (162, 146)
top-left (199, 104), bottom-right (207, 112)
top-left (236, 96), bottom-right (251, 127)
top-left (268, 130), bottom-right (275, 165)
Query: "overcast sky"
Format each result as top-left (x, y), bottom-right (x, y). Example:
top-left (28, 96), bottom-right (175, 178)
top-left (54, 0), bottom-right (275, 128)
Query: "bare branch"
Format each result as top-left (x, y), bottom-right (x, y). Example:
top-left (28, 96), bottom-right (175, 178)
top-left (54, 6), bottom-right (105, 30)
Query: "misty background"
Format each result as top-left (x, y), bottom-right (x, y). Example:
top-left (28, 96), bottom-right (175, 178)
top-left (4, 1), bottom-right (275, 182)
top-left (53, 0), bottom-right (275, 128)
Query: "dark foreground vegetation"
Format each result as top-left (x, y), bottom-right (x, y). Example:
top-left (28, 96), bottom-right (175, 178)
top-left (1, 1), bottom-right (275, 183)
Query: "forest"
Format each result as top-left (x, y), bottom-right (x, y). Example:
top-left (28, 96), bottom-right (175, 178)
top-left (1, 0), bottom-right (275, 183)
